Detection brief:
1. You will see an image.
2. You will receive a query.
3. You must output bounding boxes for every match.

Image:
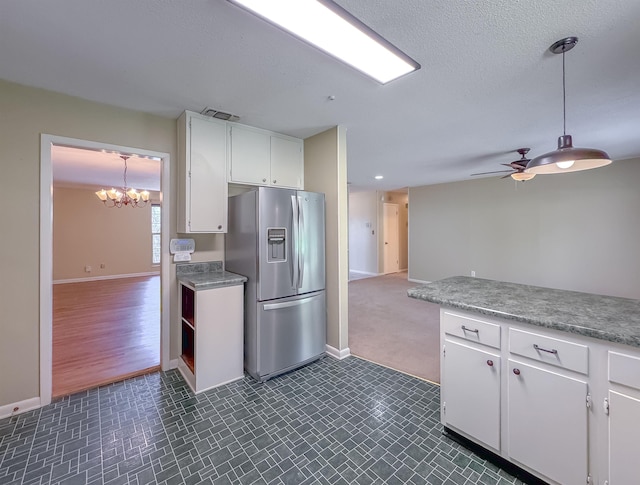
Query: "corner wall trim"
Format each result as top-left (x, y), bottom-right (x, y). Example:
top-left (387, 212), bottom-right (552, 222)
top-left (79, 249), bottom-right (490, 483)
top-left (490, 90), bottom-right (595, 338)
top-left (169, 359), bottom-right (180, 370)
top-left (0, 397), bottom-right (41, 420)
top-left (326, 345), bottom-right (351, 360)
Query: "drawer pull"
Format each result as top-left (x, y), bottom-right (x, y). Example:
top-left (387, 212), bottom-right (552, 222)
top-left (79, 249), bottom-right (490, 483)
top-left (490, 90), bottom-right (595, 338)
top-left (461, 325), bottom-right (479, 334)
top-left (533, 344), bottom-right (558, 355)
top-left (513, 368), bottom-right (521, 375)
top-left (487, 360), bottom-right (494, 367)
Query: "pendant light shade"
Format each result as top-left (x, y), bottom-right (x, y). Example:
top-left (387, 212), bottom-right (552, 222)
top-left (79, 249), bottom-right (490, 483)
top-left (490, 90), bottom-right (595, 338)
top-left (525, 37), bottom-right (612, 175)
top-left (526, 135), bottom-right (611, 174)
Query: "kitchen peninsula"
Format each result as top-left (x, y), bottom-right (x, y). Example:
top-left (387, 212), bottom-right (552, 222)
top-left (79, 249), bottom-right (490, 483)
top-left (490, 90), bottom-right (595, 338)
top-left (409, 276), bottom-right (640, 485)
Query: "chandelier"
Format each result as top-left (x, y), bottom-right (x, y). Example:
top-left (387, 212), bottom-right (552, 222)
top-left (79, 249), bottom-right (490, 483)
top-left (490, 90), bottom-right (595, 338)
top-left (95, 155), bottom-right (150, 208)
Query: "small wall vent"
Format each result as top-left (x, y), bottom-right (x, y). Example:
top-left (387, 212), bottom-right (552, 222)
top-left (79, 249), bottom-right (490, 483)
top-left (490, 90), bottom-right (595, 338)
top-left (200, 107), bottom-right (240, 122)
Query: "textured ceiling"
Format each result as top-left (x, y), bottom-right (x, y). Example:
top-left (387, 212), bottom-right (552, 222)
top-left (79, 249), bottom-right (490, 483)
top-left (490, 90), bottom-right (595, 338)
top-left (2, 0), bottom-right (639, 190)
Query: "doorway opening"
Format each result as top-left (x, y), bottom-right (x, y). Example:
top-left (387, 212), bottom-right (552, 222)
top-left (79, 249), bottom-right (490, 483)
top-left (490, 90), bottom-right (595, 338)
top-left (347, 189), bottom-right (440, 382)
top-left (40, 135), bottom-right (171, 406)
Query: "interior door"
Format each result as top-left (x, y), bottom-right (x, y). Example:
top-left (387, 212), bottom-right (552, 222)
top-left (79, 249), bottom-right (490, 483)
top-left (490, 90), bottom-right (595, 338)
top-left (383, 203), bottom-right (399, 274)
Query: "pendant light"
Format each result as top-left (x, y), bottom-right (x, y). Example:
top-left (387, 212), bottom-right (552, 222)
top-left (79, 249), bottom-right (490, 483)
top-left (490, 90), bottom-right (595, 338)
top-left (525, 37), bottom-right (612, 174)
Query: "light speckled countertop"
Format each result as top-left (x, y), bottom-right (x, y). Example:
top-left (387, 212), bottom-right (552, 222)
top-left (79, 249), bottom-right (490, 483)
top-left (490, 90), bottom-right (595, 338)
top-left (408, 276), bottom-right (640, 348)
top-left (176, 261), bottom-right (247, 290)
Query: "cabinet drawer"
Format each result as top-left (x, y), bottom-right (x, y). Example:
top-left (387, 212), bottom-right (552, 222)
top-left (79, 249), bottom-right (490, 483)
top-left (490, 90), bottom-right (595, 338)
top-left (509, 328), bottom-right (588, 375)
top-left (609, 351), bottom-right (640, 391)
top-left (442, 311), bottom-right (500, 349)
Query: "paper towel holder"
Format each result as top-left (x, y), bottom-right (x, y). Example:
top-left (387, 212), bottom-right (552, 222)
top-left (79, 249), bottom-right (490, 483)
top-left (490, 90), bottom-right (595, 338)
top-left (170, 238), bottom-right (195, 262)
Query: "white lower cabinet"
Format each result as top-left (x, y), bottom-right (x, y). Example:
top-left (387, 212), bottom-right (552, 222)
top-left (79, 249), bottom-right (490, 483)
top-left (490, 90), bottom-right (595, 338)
top-left (608, 390), bottom-right (640, 484)
top-left (178, 283), bottom-right (244, 394)
top-left (441, 308), bottom-right (640, 484)
top-left (442, 339), bottom-right (501, 450)
top-left (507, 360), bottom-right (588, 485)
top-left (607, 350), bottom-right (640, 484)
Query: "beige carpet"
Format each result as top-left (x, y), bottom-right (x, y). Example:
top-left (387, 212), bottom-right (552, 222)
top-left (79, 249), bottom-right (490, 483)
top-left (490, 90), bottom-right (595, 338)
top-left (349, 272), bottom-right (441, 383)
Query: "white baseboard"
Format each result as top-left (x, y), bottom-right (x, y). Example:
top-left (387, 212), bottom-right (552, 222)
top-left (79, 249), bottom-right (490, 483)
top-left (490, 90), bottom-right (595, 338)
top-left (54, 271), bottom-right (160, 284)
top-left (326, 345), bottom-right (351, 360)
top-left (349, 270), bottom-right (377, 277)
top-left (408, 278), bottom-right (431, 284)
top-left (169, 358), bottom-right (180, 370)
top-left (0, 396), bottom-right (41, 419)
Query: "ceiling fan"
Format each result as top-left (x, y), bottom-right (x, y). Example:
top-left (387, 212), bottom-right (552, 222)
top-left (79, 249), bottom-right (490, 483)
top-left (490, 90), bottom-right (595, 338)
top-left (471, 148), bottom-right (536, 181)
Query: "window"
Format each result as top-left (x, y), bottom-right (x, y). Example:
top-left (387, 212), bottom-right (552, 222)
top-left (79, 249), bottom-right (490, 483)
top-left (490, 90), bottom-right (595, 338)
top-left (152, 204), bottom-right (161, 265)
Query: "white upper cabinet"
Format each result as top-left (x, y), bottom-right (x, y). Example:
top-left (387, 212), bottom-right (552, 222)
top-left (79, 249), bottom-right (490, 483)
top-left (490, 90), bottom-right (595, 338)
top-left (229, 123), bottom-right (303, 189)
top-left (177, 111), bottom-right (228, 233)
top-left (228, 124), bottom-right (271, 185)
top-left (270, 135), bottom-right (304, 188)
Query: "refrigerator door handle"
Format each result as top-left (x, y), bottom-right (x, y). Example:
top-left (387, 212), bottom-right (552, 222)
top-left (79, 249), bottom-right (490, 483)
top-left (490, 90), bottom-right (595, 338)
top-left (263, 298), bottom-right (312, 311)
top-left (298, 195), bottom-right (305, 288)
top-left (290, 194), bottom-right (299, 289)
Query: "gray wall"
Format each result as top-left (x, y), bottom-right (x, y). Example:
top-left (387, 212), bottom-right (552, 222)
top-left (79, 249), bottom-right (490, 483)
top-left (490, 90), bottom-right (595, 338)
top-left (408, 158), bottom-right (640, 299)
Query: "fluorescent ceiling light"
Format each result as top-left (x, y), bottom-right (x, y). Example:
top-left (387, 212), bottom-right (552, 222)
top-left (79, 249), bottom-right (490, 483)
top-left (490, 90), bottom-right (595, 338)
top-left (374, 175), bottom-right (384, 180)
top-left (230, 0), bottom-right (420, 84)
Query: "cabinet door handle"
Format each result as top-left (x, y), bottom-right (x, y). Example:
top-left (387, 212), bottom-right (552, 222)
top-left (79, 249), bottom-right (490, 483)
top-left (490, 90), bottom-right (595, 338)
top-left (513, 368), bottom-right (521, 375)
top-left (486, 360), bottom-right (494, 367)
top-left (273, 179), bottom-right (277, 184)
top-left (461, 325), bottom-right (479, 334)
top-left (533, 344), bottom-right (558, 355)
top-left (262, 178), bottom-right (267, 183)
top-left (217, 225), bottom-right (222, 230)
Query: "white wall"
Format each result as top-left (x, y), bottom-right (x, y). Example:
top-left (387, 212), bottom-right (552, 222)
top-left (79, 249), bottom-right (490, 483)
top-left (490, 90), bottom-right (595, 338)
top-left (408, 158), bottom-right (640, 299)
top-left (348, 191), bottom-right (378, 275)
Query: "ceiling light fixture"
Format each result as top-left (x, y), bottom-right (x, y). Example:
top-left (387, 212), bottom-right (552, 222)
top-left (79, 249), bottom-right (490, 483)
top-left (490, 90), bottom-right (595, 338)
top-left (228, 0), bottom-right (420, 84)
top-left (511, 172), bottom-right (535, 182)
top-left (526, 37), bottom-right (612, 175)
top-left (374, 175), bottom-right (384, 180)
top-left (95, 156), bottom-right (150, 208)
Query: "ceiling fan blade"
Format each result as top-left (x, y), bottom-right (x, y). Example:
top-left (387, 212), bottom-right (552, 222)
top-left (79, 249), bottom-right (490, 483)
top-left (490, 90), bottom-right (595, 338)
top-left (471, 170), bottom-right (513, 176)
top-left (505, 161), bottom-right (529, 169)
top-left (500, 173), bottom-right (513, 179)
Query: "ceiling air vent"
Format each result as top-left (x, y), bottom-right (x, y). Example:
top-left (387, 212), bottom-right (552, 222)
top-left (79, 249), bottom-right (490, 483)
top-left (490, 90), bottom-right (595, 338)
top-left (200, 107), bottom-right (240, 122)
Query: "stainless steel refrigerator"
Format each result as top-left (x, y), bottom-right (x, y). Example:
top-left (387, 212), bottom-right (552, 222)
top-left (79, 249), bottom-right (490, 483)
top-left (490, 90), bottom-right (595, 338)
top-left (226, 187), bottom-right (326, 381)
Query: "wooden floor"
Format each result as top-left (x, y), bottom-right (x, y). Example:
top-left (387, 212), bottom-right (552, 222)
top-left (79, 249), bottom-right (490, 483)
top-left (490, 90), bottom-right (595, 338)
top-left (53, 275), bottom-right (161, 397)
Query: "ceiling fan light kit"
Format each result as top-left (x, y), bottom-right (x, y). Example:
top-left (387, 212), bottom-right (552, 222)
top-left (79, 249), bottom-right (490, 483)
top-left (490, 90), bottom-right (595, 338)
top-left (525, 37), bottom-right (612, 175)
top-left (471, 147), bottom-right (535, 181)
top-left (511, 171), bottom-right (535, 181)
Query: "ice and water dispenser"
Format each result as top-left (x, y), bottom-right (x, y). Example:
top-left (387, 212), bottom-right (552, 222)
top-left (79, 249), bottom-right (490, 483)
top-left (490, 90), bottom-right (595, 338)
top-left (267, 228), bottom-right (287, 262)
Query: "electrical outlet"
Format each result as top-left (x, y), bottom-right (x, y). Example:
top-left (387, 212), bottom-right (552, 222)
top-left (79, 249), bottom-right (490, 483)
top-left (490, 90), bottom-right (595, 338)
top-left (471, 270), bottom-right (476, 277)
top-left (85, 265), bottom-right (92, 273)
